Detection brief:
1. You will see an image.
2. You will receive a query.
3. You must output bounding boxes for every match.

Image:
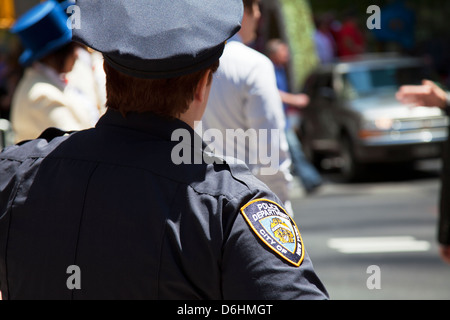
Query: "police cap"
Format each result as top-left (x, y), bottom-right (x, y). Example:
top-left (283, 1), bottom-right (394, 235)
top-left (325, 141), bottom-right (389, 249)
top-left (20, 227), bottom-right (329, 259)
top-left (72, 0), bottom-right (243, 79)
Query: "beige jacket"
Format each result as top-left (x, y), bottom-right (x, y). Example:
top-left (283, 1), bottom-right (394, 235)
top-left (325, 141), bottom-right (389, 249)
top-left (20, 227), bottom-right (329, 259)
top-left (11, 64), bottom-right (98, 143)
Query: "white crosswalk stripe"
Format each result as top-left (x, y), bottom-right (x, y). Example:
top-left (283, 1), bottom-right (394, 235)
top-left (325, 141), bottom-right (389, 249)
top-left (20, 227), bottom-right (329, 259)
top-left (327, 236), bottom-right (430, 254)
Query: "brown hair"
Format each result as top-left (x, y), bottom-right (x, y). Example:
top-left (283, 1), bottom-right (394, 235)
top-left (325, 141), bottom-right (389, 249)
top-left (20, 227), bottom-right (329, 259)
top-left (265, 38), bottom-right (285, 57)
top-left (40, 42), bottom-right (79, 74)
top-left (104, 60), bottom-right (219, 118)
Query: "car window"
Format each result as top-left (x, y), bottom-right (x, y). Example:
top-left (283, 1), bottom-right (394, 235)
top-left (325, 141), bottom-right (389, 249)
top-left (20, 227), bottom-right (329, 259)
top-left (342, 64), bottom-right (430, 99)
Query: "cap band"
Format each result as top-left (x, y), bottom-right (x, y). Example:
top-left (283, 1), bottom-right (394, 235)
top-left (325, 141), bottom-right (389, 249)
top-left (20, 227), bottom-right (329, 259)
top-left (103, 43), bottom-right (225, 79)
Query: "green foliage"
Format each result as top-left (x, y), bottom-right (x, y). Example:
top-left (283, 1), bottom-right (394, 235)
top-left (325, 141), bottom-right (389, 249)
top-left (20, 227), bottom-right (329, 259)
top-left (280, 0), bottom-right (318, 90)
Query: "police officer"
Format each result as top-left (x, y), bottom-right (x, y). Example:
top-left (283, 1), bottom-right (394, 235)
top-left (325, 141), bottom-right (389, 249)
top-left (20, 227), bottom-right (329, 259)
top-left (0, 0), bottom-right (329, 299)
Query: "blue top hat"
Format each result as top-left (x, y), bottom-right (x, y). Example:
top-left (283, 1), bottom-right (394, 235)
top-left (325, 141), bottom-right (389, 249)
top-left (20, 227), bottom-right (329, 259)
top-left (11, 0), bottom-right (72, 67)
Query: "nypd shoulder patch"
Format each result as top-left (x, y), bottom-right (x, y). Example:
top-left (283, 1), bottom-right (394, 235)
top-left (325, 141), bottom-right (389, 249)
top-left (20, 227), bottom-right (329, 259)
top-left (240, 199), bottom-right (304, 267)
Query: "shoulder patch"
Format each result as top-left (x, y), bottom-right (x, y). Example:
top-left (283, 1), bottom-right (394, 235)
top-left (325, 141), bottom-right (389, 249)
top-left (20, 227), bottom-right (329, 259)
top-left (240, 199), bottom-right (304, 267)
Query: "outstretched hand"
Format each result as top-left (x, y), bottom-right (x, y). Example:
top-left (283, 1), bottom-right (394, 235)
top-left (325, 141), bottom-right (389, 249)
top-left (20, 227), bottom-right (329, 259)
top-left (279, 91), bottom-right (310, 109)
top-left (396, 80), bottom-right (447, 109)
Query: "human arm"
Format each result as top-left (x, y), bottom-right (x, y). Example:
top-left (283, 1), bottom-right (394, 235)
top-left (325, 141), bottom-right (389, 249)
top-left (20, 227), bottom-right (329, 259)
top-left (279, 90), bottom-right (310, 110)
top-left (396, 80), bottom-right (449, 110)
top-left (221, 184), bottom-right (329, 299)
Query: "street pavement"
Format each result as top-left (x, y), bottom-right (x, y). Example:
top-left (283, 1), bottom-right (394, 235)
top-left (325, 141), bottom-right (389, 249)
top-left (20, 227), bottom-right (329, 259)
top-left (290, 159), bottom-right (450, 300)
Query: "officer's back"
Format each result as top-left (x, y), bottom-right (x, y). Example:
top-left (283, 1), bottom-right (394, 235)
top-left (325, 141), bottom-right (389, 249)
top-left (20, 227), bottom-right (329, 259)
top-left (0, 114), bottom-right (267, 299)
top-left (0, 0), bottom-right (328, 300)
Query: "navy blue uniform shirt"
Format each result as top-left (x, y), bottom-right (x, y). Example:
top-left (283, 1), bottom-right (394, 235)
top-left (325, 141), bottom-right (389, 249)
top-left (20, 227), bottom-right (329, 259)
top-left (0, 109), bottom-right (328, 300)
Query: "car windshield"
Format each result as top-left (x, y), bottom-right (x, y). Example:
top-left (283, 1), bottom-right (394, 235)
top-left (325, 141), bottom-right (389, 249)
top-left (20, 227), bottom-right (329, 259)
top-left (342, 64), bottom-right (429, 99)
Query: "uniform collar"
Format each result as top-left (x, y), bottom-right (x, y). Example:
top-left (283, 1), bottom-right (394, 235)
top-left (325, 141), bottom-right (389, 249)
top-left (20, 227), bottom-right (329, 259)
top-left (96, 108), bottom-right (205, 148)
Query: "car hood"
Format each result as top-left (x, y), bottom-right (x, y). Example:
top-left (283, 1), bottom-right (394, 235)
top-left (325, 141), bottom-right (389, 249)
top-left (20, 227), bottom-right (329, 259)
top-left (349, 92), bottom-right (445, 121)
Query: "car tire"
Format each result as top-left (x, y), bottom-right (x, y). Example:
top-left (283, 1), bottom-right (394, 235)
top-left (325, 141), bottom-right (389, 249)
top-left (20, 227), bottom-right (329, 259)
top-left (297, 127), bottom-right (322, 169)
top-left (339, 135), bottom-right (366, 182)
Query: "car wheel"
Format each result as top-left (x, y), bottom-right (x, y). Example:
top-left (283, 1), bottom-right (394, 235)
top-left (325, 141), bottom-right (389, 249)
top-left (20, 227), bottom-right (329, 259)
top-left (297, 127), bottom-right (322, 169)
top-left (339, 135), bottom-right (365, 182)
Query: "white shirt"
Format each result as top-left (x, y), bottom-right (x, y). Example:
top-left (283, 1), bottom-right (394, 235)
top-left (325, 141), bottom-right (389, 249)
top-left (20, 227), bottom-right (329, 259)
top-left (201, 36), bottom-right (293, 208)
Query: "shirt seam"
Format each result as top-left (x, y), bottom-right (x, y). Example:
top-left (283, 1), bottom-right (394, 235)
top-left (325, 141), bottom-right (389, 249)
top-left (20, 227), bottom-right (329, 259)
top-left (70, 162), bottom-right (99, 300)
top-left (156, 182), bottom-right (181, 299)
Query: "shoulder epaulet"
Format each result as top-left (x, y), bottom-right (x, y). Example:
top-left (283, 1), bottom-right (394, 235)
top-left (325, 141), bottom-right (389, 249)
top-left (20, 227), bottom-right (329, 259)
top-left (17, 127), bottom-right (75, 146)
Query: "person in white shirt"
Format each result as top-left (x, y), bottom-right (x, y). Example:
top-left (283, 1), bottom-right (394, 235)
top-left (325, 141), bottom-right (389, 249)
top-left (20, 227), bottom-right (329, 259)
top-left (201, 0), bottom-right (293, 214)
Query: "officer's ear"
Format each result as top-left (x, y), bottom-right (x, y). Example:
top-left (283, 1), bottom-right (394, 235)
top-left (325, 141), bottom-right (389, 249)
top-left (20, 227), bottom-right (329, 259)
top-left (194, 70), bottom-right (213, 104)
top-left (179, 69), bottom-right (214, 127)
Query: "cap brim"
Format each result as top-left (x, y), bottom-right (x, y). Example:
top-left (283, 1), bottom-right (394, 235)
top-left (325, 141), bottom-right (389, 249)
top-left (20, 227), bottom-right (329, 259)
top-left (103, 42), bottom-right (225, 79)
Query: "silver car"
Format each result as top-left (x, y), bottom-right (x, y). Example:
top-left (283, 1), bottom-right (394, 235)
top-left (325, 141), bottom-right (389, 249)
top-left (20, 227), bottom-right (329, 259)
top-left (300, 55), bottom-right (448, 181)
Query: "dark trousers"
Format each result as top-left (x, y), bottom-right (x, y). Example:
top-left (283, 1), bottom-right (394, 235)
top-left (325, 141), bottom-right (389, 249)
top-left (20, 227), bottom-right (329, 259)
top-left (439, 132), bottom-right (450, 245)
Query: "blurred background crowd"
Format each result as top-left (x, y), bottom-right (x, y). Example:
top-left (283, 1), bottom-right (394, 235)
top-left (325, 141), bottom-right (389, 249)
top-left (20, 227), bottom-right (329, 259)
top-left (2, 0), bottom-right (450, 185)
top-left (0, 0), bottom-right (446, 105)
top-left (1, 0), bottom-right (449, 125)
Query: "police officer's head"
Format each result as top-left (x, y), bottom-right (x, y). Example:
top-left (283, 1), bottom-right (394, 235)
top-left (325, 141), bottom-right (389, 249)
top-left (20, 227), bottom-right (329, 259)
top-left (72, 0), bottom-right (243, 119)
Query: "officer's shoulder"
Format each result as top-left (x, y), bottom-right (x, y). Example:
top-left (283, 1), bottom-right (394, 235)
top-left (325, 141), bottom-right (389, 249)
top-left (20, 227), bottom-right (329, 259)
top-left (224, 156), bottom-right (270, 191)
top-left (1, 130), bottom-right (70, 162)
top-left (189, 155), bottom-right (271, 200)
